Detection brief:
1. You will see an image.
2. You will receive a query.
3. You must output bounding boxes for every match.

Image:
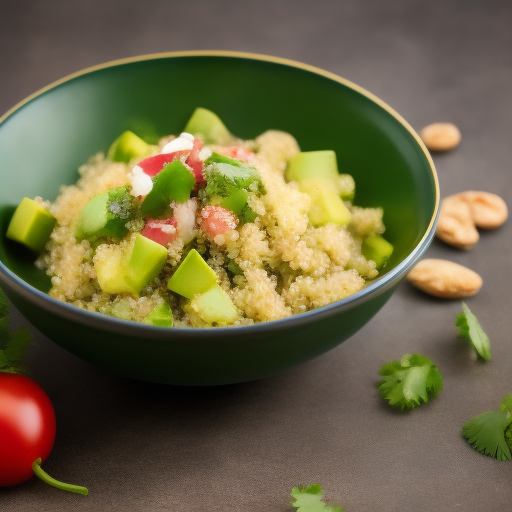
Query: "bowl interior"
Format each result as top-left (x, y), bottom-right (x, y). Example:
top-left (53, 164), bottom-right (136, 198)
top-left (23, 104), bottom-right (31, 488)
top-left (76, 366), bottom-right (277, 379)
top-left (0, 53), bottom-right (436, 293)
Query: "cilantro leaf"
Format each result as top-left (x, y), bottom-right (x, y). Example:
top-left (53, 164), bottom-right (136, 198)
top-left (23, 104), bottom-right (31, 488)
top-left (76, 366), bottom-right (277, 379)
top-left (0, 286), bottom-right (33, 374)
top-left (456, 302), bottom-right (491, 360)
top-left (291, 485), bottom-right (344, 512)
top-left (462, 410), bottom-right (512, 461)
top-left (204, 161), bottom-right (266, 199)
top-left (377, 354), bottom-right (443, 410)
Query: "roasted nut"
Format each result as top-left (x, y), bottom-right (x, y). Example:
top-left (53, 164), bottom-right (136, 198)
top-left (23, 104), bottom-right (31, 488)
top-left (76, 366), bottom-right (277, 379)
top-left (407, 259), bottom-right (482, 298)
top-left (436, 195), bottom-right (479, 249)
top-left (420, 123), bottom-right (461, 151)
top-left (456, 191), bottom-right (508, 230)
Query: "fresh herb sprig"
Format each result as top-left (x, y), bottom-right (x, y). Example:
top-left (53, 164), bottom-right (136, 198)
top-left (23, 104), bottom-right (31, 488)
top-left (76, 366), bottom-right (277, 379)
top-left (462, 394), bottom-right (512, 461)
top-left (377, 354), bottom-right (443, 410)
top-left (456, 302), bottom-right (491, 360)
top-left (291, 484), bottom-right (344, 512)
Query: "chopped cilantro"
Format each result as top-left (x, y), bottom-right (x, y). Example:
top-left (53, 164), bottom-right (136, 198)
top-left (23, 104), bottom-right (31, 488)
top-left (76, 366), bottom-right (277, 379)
top-left (203, 160), bottom-right (265, 223)
top-left (0, 287), bottom-right (32, 374)
top-left (204, 162), bottom-right (266, 198)
top-left (456, 302), bottom-right (491, 361)
top-left (291, 484), bottom-right (344, 512)
top-left (377, 354), bottom-right (443, 410)
top-left (462, 395), bottom-right (512, 461)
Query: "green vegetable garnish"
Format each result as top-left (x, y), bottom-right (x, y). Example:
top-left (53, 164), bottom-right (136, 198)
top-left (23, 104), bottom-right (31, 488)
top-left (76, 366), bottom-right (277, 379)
top-left (456, 302), bottom-right (491, 361)
top-left (204, 160), bottom-right (266, 197)
top-left (462, 394), bottom-right (512, 461)
top-left (203, 158), bottom-right (265, 222)
top-left (0, 287), bottom-right (32, 374)
top-left (377, 354), bottom-right (443, 410)
top-left (140, 160), bottom-right (195, 218)
top-left (291, 484), bottom-right (344, 512)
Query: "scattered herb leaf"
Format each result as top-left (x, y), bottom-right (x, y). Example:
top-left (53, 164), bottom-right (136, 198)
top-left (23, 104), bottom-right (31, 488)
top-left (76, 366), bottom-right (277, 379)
top-left (462, 409), bottom-right (512, 461)
top-left (291, 484), bottom-right (344, 512)
top-left (0, 287), bottom-right (32, 374)
top-left (377, 354), bottom-right (443, 410)
top-left (456, 302), bottom-right (491, 360)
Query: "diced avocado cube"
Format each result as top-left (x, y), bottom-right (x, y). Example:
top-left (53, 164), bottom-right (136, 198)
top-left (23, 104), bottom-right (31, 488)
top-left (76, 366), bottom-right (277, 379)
top-left (298, 179), bottom-right (351, 226)
top-left (362, 235), bottom-right (394, 270)
top-left (285, 150), bottom-right (340, 183)
top-left (76, 186), bottom-right (136, 241)
top-left (107, 130), bottom-right (151, 163)
top-left (191, 284), bottom-right (239, 325)
top-left (143, 302), bottom-right (174, 327)
top-left (184, 108), bottom-right (232, 145)
top-left (140, 160), bottom-right (195, 218)
top-left (124, 234), bottom-right (168, 294)
top-left (6, 198), bottom-right (56, 252)
top-left (337, 174), bottom-right (355, 202)
top-left (167, 249), bottom-right (217, 299)
top-left (94, 234), bottom-right (167, 295)
top-left (95, 247), bottom-right (137, 295)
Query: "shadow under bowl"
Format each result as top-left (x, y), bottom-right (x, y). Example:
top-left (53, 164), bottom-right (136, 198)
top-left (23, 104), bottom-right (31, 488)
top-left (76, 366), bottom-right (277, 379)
top-left (0, 52), bottom-right (438, 385)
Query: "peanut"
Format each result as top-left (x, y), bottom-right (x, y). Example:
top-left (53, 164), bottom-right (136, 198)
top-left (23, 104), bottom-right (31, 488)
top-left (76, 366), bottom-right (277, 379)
top-left (436, 195), bottom-right (479, 249)
top-left (456, 191), bottom-right (508, 230)
top-left (407, 259), bottom-right (482, 298)
top-left (420, 123), bottom-right (461, 151)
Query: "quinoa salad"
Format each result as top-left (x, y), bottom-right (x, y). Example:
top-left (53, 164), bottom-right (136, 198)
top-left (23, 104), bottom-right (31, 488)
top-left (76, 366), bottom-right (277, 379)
top-left (7, 108), bottom-right (393, 328)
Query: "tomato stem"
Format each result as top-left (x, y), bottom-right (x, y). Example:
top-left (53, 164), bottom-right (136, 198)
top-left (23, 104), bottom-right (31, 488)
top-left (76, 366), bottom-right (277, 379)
top-left (32, 458), bottom-right (89, 495)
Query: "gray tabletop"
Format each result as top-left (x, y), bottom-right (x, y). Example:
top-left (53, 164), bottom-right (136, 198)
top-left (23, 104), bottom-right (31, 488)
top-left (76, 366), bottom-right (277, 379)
top-left (1, 1), bottom-right (511, 511)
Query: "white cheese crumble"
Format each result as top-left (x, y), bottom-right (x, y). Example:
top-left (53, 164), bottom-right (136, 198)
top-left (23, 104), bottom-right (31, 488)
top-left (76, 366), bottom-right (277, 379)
top-left (128, 165), bottom-right (153, 197)
top-left (161, 133), bottom-right (194, 154)
top-left (198, 147), bottom-right (212, 161)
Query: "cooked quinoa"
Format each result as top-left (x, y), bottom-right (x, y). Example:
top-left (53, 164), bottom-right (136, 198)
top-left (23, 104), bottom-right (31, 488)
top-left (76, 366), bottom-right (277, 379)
top-left (35, 128), bottom-right (386, 328)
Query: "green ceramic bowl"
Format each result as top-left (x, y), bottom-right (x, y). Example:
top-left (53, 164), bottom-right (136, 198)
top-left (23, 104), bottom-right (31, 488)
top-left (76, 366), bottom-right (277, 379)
top-left (0, 52), bottom-right (438, 385)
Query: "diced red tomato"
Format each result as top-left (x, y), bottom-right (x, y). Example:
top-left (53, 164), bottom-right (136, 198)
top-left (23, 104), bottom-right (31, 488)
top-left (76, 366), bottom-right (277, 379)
top-left (137, 138), bottom-right (205, 187)
top-left (200, 206), bottom-right (238, 239)
top-left (138, 152), bottom-right (185, 177)
top-left (141, 218), bottom-right (178, 247)
top-left (185, 138), bottom-right (205, 187)
top-left (215, 146), bottom-right (256, 163)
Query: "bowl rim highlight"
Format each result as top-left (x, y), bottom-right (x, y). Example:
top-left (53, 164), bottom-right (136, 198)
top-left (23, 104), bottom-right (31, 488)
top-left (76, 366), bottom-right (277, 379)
top-left (0, 50), bottom-right (439, 337)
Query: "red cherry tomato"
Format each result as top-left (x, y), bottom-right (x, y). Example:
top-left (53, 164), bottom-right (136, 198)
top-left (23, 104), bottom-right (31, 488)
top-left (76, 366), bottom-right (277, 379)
top-left (0, 373), bottom-right (56, 486)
